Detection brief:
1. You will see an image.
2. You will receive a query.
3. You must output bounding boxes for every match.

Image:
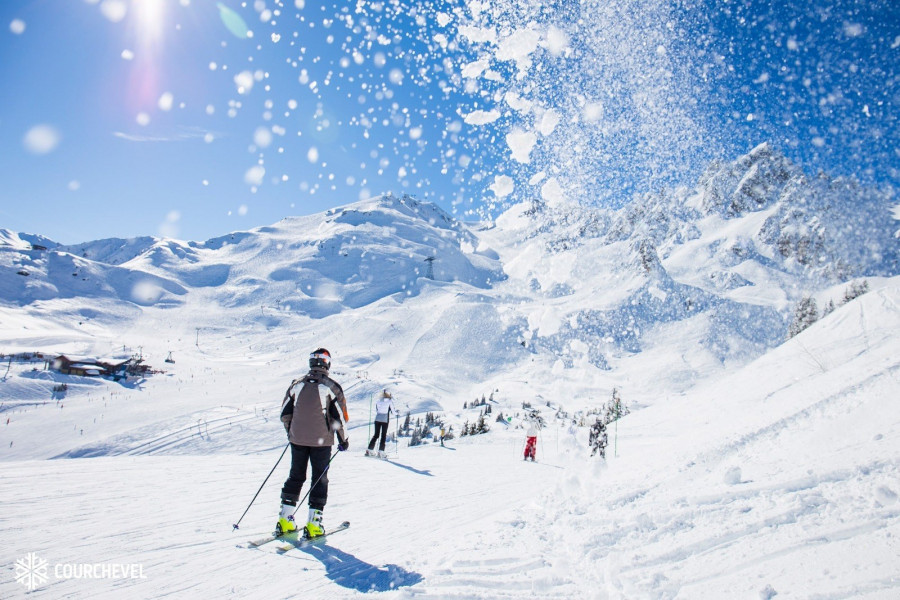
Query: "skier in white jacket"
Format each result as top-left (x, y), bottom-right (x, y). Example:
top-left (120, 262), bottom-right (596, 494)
top-left (367, 390), bottom-right (395, 458)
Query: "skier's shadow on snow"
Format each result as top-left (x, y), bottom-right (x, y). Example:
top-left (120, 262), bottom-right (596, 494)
top-left (384, 460), bottom-right (432, 477)
top-left (301, 544), bottom-right (422, 592)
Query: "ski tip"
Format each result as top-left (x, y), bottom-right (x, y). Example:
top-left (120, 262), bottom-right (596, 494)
top-left (341, 521), bottom-right (350, 527)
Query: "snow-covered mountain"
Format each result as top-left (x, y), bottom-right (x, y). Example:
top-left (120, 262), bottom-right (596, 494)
top-left (483, 143), bottom-right (897, 375)
top-left (2, 146), bottom-right (899, 598)
top-left (3, 146), bottom-right (895, 372)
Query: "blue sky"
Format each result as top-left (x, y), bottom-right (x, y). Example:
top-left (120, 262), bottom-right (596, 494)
top-left (1, 0), bottom-right (897, 244)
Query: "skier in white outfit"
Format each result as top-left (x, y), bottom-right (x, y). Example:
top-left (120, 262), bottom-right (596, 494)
top-left (367, 390), bottom-right (395, 458)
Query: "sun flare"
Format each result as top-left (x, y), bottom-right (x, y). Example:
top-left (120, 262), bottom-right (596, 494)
top-left (132, 0), bottom-right (167, 49)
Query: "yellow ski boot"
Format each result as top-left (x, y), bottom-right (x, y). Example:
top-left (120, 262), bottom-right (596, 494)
top-left (276, 503), bottom-right (297, 536)
top-left (305, 508), bottom-right (325, 539)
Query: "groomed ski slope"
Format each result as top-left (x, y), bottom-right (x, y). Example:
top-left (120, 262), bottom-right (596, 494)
top-left (2, 281), bottom-right (899, 599)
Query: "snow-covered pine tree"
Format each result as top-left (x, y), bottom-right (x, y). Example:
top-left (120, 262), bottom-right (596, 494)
top-left (788, 296), bottom-right (819, 338)
top-left (842, 280), bottom-right (870, 305)
top-left (476, 412), bottom-right (489, 434)
top-left (603, 387), bottom-right (629, 425)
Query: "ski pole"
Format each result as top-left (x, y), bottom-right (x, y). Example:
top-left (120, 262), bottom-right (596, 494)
top-left (537, 426), bottom-right (543, 461)
top-left (291, 448), bottom-right (341, 519)
top-left (614, 415), bottom-right (618, 458)
top-left (394, 410), bottom-right (400, 457)
top-left (368, 393), bottom-right (373, 444)
top-left (232, 442), bottom-right (289, 531)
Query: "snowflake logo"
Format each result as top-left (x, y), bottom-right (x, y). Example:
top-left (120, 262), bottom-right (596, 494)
top-left (15, 552), bottom-right (49, 591)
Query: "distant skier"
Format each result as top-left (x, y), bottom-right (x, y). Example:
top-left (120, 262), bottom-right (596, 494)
top-left (589, 418), bottom-right (608, 458)
top-left (524, 418), bottom-right (540, 461)
top-left (367, 389), bottom-right (395, 458)
top-left (277, 348), bottom-right (349, 538)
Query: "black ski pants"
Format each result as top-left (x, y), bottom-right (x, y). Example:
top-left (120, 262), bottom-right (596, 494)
top-left (368, 421), bottom-right (389, 451)
top-left (281, 444), bottom-right (331, 510)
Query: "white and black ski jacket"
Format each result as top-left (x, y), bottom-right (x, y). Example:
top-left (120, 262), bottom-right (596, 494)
top-left (280, 368), bottom-right (348, 447)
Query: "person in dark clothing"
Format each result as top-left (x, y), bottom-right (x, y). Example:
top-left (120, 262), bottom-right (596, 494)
top-left (277, 348), bottom-right (349, 538)
top-left (589, 418), bottom-right (608, 459)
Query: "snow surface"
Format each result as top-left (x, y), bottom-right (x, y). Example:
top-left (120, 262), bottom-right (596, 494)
top-left (2, 191), bottom-right (899, 598)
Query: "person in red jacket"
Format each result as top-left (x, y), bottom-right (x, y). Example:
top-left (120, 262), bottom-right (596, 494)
top-left (277, 348), bottom-right (349, 538)
top-left (524, 419), bottom-right (539, 461)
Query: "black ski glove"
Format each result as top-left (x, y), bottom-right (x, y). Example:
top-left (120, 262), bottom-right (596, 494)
top-left (338, 437), bottom-right (349, 451)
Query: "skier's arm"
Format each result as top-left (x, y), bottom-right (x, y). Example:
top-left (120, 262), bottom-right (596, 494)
top-left (327, 397), bottom-right (350, 449)
top-left (280, 381), bottom-right (296, 433)
top-left (323, 377), bottom-right (349, 422)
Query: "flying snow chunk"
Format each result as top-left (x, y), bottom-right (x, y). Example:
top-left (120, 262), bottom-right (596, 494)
top-left (234, 70), bottom-right (254, 94)
top-left (254, 127), bottom-right (273, 148)
top-left (490, 175), bottom-right (514, 198)
top-left (506, 129), bottom-right (537, 163)
top-left (131, 280), bottom-right (163, 305)
top-left (218, 2), bottom-right (249, 38)
top-left (541, 177), bottom-right (568, 208)
top-left (544, 25), bottom-right (568, 56)
top-left (496, 27), bottom-right (541, 75)
top-left (158, 92), bottom-right (174, 111)
top-left (244, 165), bottom-right (265, 185)
top-left (121, 49), bottom-right (135, 60)
top-left (136, 112), bottom-right (150, 126)
top-left (464, 110), bottom-right (501, 126)
top-left (505, 92), bottom-right (532, 112)
top-left (528, 171), bottom-right (546, 185)
top-left (462, 58), bottom-right (490, 79)
top-left (843, 22), bottom-right (864, 37)
top-left (9, 19), bottom-right (26, 34)
top-left (100, 0), bottom-right (127, 23)
top-left (458, 25), bottom-right (497, 45)
top-left (723, 467), bottom-right (742, 485)
top-left (584, 102), bottom-right (604, 123)
top-left (307, 147), bottom-right (319, 163)
top-left (23, 125), bottom-right (61, 155)
top-left (158, 210), bottom-right (180, 238)
top-left (238, 204), bottom-right (248, 216)
top-left (539, 109), bottom-right (560, 136)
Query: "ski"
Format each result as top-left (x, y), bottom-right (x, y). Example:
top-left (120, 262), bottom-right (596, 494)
top-left (247, 520), bottom-right (350, 549)
top-left (247, 531), bottom-right (285, 548)
top-left (275, 521), bottom-right (351, 553)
